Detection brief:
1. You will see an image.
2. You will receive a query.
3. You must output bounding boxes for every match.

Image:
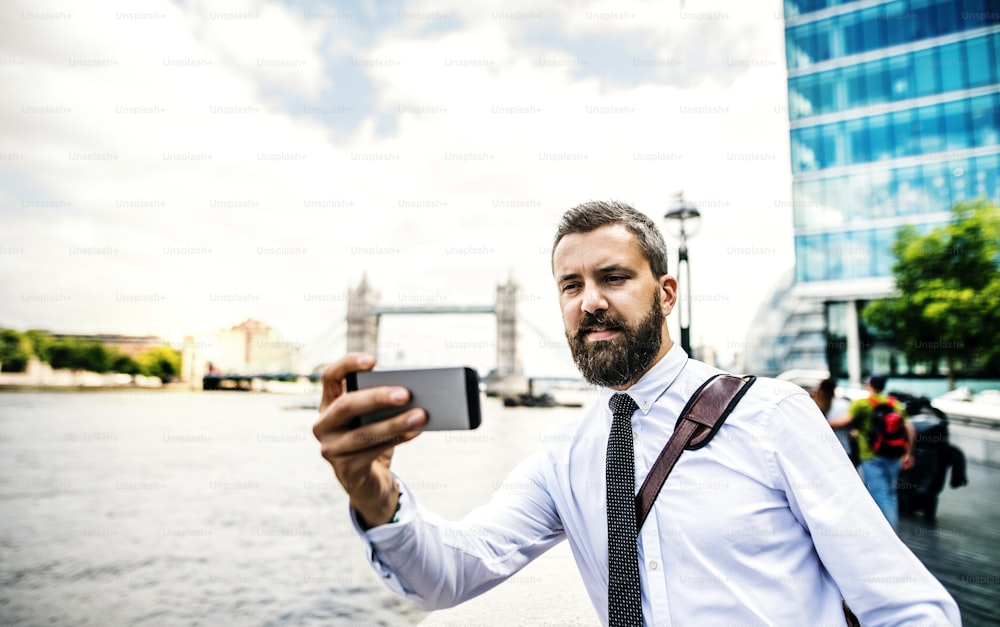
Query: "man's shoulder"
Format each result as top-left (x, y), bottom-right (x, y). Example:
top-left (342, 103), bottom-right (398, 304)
top-left (676, 363), bottom-right (810, 409)
top-left (734, 373), bottom-right (809, 405)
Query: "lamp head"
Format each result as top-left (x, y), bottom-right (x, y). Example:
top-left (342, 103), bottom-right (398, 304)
top-left (663, 192), bottom-right (701, 239)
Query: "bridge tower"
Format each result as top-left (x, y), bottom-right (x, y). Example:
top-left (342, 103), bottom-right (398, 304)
top-left (494, 278), bottom-right (521, 378)
top-left (346, 275), bottom-right (380, 356)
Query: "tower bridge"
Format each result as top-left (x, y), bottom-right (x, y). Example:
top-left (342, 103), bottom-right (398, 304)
top-left (346, 276), bottom-right (525, 394)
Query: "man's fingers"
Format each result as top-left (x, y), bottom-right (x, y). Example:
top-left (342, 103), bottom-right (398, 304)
top-left (322, 422), bottom-right (425, 468)
top-left (313, 384), bottom-right (416, 438)
top-left (319, 353), bottom-right (376, 411)
top-left (316, 406), bottom-right (426, 454)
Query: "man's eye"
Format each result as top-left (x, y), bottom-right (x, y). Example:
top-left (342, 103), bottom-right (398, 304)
top-left (606, 275), bottom-right (626, 284)
top-left (561, 283), bottom-right (580, 292)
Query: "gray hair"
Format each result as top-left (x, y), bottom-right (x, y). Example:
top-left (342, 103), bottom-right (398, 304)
top-left (551, 200), bottom-right (669, 277)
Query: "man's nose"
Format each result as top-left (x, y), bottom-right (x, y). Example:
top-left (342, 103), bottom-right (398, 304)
top-left (581, 284), bottom-right (608, 315)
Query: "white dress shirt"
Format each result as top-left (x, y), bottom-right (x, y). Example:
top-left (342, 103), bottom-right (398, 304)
top-left (355, 344), bottom-right (961, 626)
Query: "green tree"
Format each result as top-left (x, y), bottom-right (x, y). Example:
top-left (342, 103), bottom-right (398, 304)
top-left (109, 351), bottom-right (141, 375)
top-left (863, 199), bottom-right (1000, 390)
top-left (46, 337), bottom-right (112, 372)
top-left (137, 346), bottom-right (181, 383)
top-left (24, 330), bottom-right (54, 362)
top-left (0, 329), bottom-right (32, 372)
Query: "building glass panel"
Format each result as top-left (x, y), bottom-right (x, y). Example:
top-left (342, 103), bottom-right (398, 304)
top-left (943, 100), bottom-right (971, 150)
top-left (872, 227), bottom-right (899, 277)
top-left (795, 235), bottom-right (829, 282)
top-left (911, 0), bottom-right (937, 38)
top-left (842, 64), bottom-right (866, 109)
top-left (938, 42), bottom-right (966, 93)
top-left (864, 58), bottom-right (887, 107)
top-left (917, 104), bottom-right (945, 154)
top-left (816, 68), bottom-right (836, 115)
top-left (892, 109), bottom-right (918, 157)
top-left (868, 169), bottom-right (895, 217)
top-left (969, 94), bottom-right (993, 146)
top-left (827, 230), bottom-right (847, 279)
top-left (841, 10), bottom-right (865, 56)
top-left (794, 178), bottom-right (822, 227)
top-left (824, 121), bottom-right (844, 168)
top-left (976, 153), bottom-right (999, 201)
top-left (894, 165), bottom-right (924, 215)
top-left (868, 113), bottom-right (894, 161)
top-left (887, 54), bottom-right (913, 101)
top-left (949, 159), bottom-right (971, 203)
top-left (791, 127), bottom-right (819, 172)
top-left (842, 229), bottom-right (867, 278)
top-left (913, 47), bottom-right (940, 96)
top-left (935, 0), bottom-right (959, 35)
top-left (824, 176), bottom-right (847, 224)
top-left (788, 74), bottom-right (811, 118)
top-left (843, 169), bottom-right (870, 223)
top-left (923, 161), bottom-right (951, 211)
top-left (850, 117), bottom-right (870, 164)
top-left (884, 0), bottom-right (915, 47)
top-left (965, 37), bottom-right (993, 87)
top-left (861, 7), bottom-right (887, 52)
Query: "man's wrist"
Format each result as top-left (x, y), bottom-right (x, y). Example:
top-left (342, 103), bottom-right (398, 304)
top-left (353, 483), bottom-right (402, 530)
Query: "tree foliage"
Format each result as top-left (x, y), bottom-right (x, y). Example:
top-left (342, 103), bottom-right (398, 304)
top-left (0, 329), bottom-right (32, 372)
top-left (0, 329), bottom-right (179, 381)
top-left (862, 199), bottom-right (1000, 388)
top-left (136, 346), bottom-right (181, 382)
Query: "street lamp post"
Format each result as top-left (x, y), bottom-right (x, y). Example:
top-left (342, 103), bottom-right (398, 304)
top-left (664, 192), bottom-right (701, 357)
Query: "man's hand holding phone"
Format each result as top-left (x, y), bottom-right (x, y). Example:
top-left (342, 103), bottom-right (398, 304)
top-left (312, 353), bottom-right (427, 529)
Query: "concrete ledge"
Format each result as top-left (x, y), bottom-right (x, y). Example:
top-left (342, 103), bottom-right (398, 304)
top-left (948, 423), bottom-right (1000, 467)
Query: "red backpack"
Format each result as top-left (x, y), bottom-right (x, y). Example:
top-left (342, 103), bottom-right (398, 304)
top-left (867, 397), bottom-right (908, 459)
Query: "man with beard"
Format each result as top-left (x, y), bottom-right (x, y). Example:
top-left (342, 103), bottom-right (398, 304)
top-left (312, 201), bottom-right (960, 626)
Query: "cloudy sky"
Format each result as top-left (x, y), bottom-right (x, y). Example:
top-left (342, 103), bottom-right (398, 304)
top-left (1, 0), bottom-right (794, 377)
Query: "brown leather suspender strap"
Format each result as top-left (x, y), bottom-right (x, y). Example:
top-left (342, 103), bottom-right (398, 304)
top-left (635, 373), bottom-right (756, 530)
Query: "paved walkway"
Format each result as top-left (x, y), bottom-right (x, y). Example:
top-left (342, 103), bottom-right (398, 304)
top-left (898, 460), bottom-right (1000, 627)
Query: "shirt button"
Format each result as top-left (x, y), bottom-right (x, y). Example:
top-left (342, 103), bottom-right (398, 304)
top-left (641, 401), bottom-right (650, 411)
top-left (649, 560), bottom-right (659, 570)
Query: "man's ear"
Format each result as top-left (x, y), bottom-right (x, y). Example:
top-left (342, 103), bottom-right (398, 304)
top-left (659, 275), bottom-right (678, 315)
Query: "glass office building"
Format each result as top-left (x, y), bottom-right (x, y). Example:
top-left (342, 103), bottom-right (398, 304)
top-left (747, 1), bottom-right (999, 382)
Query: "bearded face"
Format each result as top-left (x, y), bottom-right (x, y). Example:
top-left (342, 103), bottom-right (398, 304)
top-left (566, 288), bottom-right (664, 388)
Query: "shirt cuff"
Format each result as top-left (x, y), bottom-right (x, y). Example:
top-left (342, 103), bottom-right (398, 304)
top-left (349, 477), bottom-right (418, 593)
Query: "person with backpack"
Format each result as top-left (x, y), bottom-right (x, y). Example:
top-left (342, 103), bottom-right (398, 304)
top-left (830, 373), bottom-right (915, 530)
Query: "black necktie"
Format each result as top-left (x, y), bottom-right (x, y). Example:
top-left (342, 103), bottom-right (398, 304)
top-left (607, 392), bottom-right (642, 626)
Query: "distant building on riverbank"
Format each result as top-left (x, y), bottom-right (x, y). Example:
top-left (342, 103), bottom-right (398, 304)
top-left (208, 319), bottom-right (302, 375)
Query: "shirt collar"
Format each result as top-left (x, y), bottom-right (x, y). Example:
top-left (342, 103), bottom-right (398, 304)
top-left (597, 342), bottom-right (689, 416)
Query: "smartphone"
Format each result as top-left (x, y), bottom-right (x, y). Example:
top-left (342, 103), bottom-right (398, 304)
top-left (345, 366), bottom-right (482, 430)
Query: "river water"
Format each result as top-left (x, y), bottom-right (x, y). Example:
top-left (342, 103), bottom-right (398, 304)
top-left (0, 390), bottom-right (585, 626)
